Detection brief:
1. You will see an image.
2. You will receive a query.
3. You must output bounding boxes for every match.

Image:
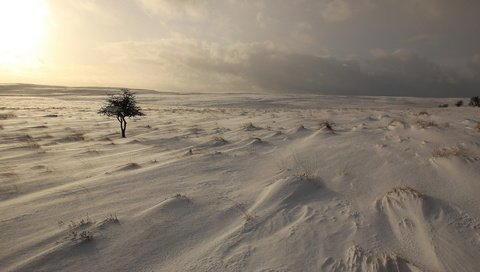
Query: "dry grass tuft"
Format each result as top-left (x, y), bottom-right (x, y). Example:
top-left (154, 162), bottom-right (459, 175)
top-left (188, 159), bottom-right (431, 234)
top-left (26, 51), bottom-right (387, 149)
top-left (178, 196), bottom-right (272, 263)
top-left (387, 119), bottom-right (409, 129)
top-left (432, 146), bottom-right (469, 158)
top-left (17, 134), bottom-right (41, 149)
top-left (104, 213), bottom-right (119, 224)
top-left (278, 153), bottom-right (319, 180)
top-left (222, 196), bottom-right (256, 225)
top-left (234, 203), bottom-right (256, 223)
top-left (59, 215), bottom-right (96, 242)
top-left (213, 136), bottom-right (228, 144)
top-left (416, 120), bottom-right (439, 129)
top-left (386, 186), bottom-right (423, 198)
top-left (243, 122), bottom-right (261, 131)
top-left (61, 133), bottom-right (85, 142)
top-left (66, 216), bottom-right (93, 229)
top-left (0, 112), bottom-right (16, 119)
top-left (27, 141), bottom-right (41, 149)
top-left (174, 193), bottom-right (190, 201)
top-left (70, 230), bottom-right (94, 242)
top-left (318, 120), bottom-right (334, 131)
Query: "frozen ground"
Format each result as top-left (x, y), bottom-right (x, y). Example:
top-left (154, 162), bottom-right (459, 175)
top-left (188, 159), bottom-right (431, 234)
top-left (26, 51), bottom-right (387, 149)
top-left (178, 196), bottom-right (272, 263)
top-left (1, 84), bottom-right (480, 271)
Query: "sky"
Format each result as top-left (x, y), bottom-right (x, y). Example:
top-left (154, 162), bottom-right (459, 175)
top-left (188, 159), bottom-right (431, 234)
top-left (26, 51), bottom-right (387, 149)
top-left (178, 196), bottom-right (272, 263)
top-left (0, 0), bottom-right (479, 96)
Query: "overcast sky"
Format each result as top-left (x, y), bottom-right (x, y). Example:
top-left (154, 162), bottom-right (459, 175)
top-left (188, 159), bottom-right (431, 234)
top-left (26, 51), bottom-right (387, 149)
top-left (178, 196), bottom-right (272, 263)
top-left (1, 0), bottom-right (480, 96)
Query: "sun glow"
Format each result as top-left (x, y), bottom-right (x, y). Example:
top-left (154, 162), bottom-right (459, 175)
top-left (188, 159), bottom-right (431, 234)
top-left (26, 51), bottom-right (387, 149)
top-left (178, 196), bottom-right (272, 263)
top-left (0, 0), bottom-right (49, 68)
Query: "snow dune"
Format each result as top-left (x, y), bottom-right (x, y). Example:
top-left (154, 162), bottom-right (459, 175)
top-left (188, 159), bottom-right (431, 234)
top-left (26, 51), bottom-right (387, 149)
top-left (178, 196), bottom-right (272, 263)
top-left (1, 85), bottom-right (479, 271)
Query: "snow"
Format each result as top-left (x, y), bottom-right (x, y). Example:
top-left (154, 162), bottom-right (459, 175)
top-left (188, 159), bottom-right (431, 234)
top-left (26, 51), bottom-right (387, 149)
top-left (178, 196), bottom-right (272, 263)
top-left (1, 86), bottom-right (479, 271)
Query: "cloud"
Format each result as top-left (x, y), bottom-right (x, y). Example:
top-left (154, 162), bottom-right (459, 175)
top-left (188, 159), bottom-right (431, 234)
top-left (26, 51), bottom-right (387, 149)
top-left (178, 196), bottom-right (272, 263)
top-left (401, 0), bottom-right (442, 18)
top-left (467, 54), bottom-right (480, 77)
top-left (362, 49), bottom-right (456, 96)
top-left (136, 0), bottom-right (208, 20)
top-left (470, 54), bottom-right (480, 68)
top-left (408, 33), bottom-right (435, 42)
top-left (322, 0), bottom-right (351, 22)
top-left (62, 0), bottom-right (119, 24)
top-left (287, 22), bottom-right (316, 49)
top-left (99, 37), bottom-right (276, 91)
top-left (256, 11), bottom-right (276, 29)
top-left (69, 0), bottom-right (99, 13)
top-left (100, 37), bottom-right (479, 96)
top-left (227, 0), bottom-right (266, 9)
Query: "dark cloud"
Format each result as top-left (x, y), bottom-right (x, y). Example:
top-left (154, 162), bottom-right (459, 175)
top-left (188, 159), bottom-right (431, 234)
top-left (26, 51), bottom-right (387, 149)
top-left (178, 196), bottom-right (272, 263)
top-left (82, 0), bottom-right (480, 96)
top-left (104, 39), bottom-right (479, 97)
top-left (244, 52), bottom-right (368, 94)
top-left (210, 45), bottom-right (479, 96)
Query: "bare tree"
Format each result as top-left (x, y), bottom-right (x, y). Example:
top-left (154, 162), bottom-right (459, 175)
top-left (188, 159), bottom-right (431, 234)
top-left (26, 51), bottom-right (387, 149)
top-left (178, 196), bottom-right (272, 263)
top-left (98, 89), bottom-right (145, 138)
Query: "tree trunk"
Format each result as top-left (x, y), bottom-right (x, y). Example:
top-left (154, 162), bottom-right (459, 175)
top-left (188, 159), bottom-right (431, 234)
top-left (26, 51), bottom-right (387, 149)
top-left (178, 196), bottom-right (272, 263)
top-left (121, 117), bottom-right (127, 138)
top-left (118, 116), bottom-right (127, 138)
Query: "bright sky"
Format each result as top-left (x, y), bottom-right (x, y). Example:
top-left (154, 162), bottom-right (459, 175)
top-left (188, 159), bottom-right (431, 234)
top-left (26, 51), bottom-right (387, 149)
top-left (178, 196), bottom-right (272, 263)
top-left (1, 0), bottom-right (479, 96)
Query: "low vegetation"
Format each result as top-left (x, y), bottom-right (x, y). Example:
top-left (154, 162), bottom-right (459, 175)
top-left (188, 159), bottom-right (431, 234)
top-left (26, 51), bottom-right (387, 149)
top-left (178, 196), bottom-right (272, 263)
top-left (103, 213), bottom-right (119, 224)
top-left (174, 194), bottom-right (190, 201)
top-left (318, 120), bottom-right (334, 131)
top-left (416, 120), bottom-right (439, 129)
top-left (0, 112), bottom-right (16, 119)
top-left (387, 119), bottom-right (408, 129)
top-left (213, 136), bottom-right (228, 144)
top-left (278, 153), bottom-right (319, 180)
top-left (70, 230), bottom-right (94, 242)
top-left (432, 146), bottom-right (468, 158)
top-left (386, 186), bottom-right (423, 198)
top-left (243, 122), bottom-right (261, 131)
top-left (66, 216), bottom-right (93, 229)
top-left (469, 96), bottom-right (480, 107)
top-left (234, 203), bottom-right (256, 223)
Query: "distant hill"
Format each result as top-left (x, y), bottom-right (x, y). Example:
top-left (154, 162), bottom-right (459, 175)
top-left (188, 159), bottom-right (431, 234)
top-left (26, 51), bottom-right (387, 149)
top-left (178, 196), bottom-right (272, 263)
top-left (0, 83), bottom-right (160, 96)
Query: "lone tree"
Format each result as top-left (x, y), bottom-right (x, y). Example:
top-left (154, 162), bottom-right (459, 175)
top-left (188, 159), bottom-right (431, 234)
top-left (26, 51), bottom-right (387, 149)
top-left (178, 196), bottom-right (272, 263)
top-left (98, 89), bottom-right (145, 138)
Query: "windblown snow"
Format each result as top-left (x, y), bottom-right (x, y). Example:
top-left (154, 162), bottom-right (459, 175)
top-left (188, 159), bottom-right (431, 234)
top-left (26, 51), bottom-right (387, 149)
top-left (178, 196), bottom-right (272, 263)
top-left (1, 85), bottom-right (479, 271)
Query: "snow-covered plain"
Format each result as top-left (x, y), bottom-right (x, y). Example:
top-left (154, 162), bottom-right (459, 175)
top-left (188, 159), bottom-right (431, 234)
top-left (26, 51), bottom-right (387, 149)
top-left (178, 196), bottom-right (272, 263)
top-left (1, 85), bottom-right (480, 271)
